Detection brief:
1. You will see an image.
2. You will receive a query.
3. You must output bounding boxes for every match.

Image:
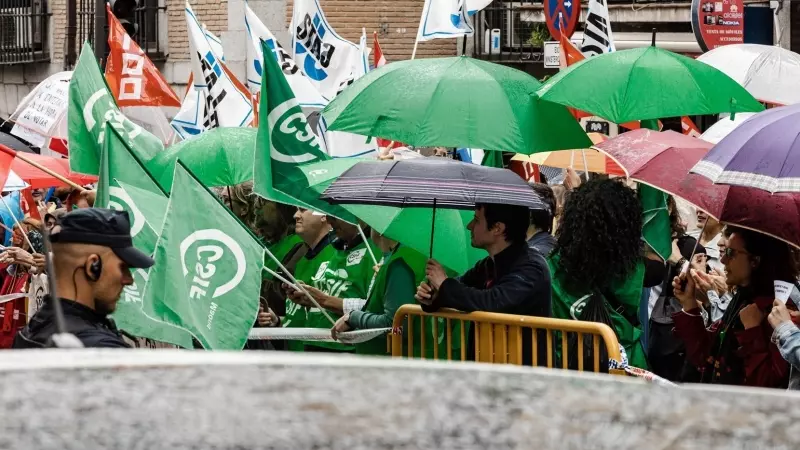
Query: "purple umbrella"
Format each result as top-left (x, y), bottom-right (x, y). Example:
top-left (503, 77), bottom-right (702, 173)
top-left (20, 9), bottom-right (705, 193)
top-left (691, 104), bottom-right (800, 193)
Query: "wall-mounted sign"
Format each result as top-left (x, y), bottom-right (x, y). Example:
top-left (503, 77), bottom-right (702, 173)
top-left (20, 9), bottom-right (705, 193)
top-left (544, 0), bottom-right (581, 40)
top-left (691, 0), bottom-right (745, 52)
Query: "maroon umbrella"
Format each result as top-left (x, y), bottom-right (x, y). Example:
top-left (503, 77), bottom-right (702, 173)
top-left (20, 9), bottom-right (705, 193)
top-left (594, 129), bottom-right (800, 248)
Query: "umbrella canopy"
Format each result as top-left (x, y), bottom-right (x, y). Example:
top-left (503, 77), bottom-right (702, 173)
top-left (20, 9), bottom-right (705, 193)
top-left (322, 158), bottom-right (546, 210)
top-left (697, 44), bottom-right (800, 106)
top-left (344, 204), bottom-right (486, 274)
top-left (536, 46), bottom-right (764, 123)
top-left (512, 133), bottom-right (625, 175)
top-left (0, 131), bottom-right (37, 154)
top-left (594, 130), bottom-right (800, 248)
top-left (321, 56), bottom-right (591, 154)
top-left (691, 104), bottom-right (800, 193)
top-left (700, 113), bottom-right (756, 144)
top-left (593, 129), bottom-right (713, 178)
top-left (146, 128), bottom-right (256, 191)
top-left (6, 151), bottom-right (96, 188)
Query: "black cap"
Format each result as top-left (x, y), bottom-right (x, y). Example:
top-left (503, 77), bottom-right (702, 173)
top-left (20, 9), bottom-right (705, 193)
top-left (50, 208), bottom-right (155, 269)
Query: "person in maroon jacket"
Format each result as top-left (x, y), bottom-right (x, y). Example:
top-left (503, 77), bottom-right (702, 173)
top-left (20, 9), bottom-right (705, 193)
top-left (671, 226), bottom-right (798, 388)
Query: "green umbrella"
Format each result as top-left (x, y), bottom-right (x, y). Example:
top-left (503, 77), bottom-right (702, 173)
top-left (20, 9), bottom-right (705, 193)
top-left (536, 46), bottom-right (764, 123)
top-left (321, 56), bottom-right (591, 154)
top-left (344, 204), bottom-right (486, 274)
top-left (146, 128), bottom-right (256, 192)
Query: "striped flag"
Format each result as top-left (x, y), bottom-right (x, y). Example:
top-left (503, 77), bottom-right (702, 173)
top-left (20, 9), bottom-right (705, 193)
top-left (581, 0), bottom-right (616, 57)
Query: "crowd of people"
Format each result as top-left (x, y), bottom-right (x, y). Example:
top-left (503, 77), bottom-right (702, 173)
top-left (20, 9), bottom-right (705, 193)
top-left (3, 152), bottom-right (800, 392)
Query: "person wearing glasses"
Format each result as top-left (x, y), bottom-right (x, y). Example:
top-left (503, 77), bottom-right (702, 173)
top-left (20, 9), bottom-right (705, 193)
top-left (672, 226), bottom-right (798, 388)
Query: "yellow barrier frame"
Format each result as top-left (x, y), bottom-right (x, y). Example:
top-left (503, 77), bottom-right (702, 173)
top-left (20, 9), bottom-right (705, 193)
top-left (391, 305), bottom-right (625, 376)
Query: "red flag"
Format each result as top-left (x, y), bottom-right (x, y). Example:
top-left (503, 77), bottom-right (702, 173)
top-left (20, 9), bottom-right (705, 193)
top-left (372, 32), bottom-right (403, 150)
top-left (374, 32), bottom-right (387, 68)
top-left (20, 189), bottom-right (41, 221)
top-left (105, 5), bottom-right (181, 107)
top-left (0, 146), bottom-right (18, 191)
top-left (681, 116), bottom-right (701, 137)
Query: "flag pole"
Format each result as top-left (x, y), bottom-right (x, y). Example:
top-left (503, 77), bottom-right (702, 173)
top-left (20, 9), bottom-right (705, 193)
top-left (1, 196), bottom-right (35, 251)
top-left (263, 246), bottom-right (337, 326)
top-left (0, 145), bottom-right (85, 191)
top-left (411, 39), bottom-right (420, 60)
top-left (357, 224), bottom-right (378, 267)
top-left (581, 150), bottom-right (590, 181)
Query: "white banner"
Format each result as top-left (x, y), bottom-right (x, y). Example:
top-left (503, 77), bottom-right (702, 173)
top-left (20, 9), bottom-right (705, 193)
top-left (245, 2), bottom-right (328, 108)
top-left (10, 71), bottom-right (71, 147)
top-left (171, 3), bottom-right (253, 140)
top-left (248, 327), bottom-right (390, 344)
top-left (580, 0), bottom-right (616, 57)
top-left (416, 0), bottom-right (473, 42)
top-left (291, 0), bottom-right (361, 100)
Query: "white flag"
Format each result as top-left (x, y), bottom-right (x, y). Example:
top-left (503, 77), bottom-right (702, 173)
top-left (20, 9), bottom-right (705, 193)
top-left (319, 28), bottom-right (378, 159)
top-left (416, 0), bottom-right (473, 42)
top-left (245, 2), bottom-right (328, 108)
top-left (466, 0), bottom-right (493, 15)
top-left (204, 27), bottom-right (225, 61)
top-left (580, 0), bottom-right (616, 57)
top-left (291, 0), bottom-right (361, 99)
top-left (171, 3), bottom-right (253, 140)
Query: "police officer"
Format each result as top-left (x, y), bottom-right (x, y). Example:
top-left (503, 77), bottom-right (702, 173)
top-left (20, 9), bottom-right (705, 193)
top-left (14, 209), bottom-right (154, 348)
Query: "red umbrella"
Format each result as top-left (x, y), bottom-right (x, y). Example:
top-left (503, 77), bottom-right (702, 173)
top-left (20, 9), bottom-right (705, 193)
top-left (594, 129), bottom-right (800, 248)
top-left (0, 145), bottom-right (96, 189)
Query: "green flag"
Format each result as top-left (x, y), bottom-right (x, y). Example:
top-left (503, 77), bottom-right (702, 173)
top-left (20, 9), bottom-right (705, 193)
top-left (143, 163), bottom-right (264, 350)
top-left (481, 150), bottom-right (505, 168)
top-left (640, 184), bottom-right (672, 262)
top-left (96, 124), bottom-right (166, 253)
top-left (637, 119), bottom-right (672, 262)
top-left (253, 40), bottom-right (354, 221)
top-left (68, 42), bottom-right (163, 175)
top-left (97, 126), bottom-right (193, 348)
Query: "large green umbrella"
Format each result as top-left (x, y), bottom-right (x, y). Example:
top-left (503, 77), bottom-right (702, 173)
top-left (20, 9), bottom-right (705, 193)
top-left (535, 46), bottom-right (764, 123)
top-left (344, 204), bottom-right (486, 274)
top-left (321, 56), bottom-right (591, 154)
top-left (146, 128), bottom-right (256, 192)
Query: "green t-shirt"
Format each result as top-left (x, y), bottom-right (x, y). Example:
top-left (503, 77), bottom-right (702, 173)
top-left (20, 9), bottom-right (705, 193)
top-left (304, 239), bottom-right (380, 351)
top-left (547, 253), bottom-right (648, 370)
top-left (264, 234), bottom-right (303, 280)
top-left (282, 237), bottom-right (337, 352)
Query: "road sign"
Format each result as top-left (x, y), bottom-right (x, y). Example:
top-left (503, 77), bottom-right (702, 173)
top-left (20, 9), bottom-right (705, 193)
top-left (543, 40), bottom-right (582, 68)
top-left (544, 0), bottom-right (581, 40)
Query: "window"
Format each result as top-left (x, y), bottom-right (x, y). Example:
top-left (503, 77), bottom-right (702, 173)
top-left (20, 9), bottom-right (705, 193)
top-left (74, 0), bottom-right (166, 65)
top-left (0, 0), bottom-right (49, 65)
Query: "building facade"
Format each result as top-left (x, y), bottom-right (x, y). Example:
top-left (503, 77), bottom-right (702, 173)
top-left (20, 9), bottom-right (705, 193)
top-left (0, 0), bottom-right (794, 118)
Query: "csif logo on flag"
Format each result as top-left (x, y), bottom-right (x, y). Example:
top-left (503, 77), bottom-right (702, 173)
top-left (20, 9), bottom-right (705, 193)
top-left (180, 229), bottom-right (247, 301)
top-left (107, 186), bottom-right (146, 238)
top-left (82, 89), bottom-right (144, 145)
top-left (294, 13), bottom-right (337, 81)
top-left (121, 268), bottom-right (149, 305)
top-left (267, 98), bottom-right (321, 164)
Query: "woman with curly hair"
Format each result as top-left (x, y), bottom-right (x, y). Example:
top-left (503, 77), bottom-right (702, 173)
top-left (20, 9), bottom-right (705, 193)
top-left (548, 178), bottom-right (648, 369)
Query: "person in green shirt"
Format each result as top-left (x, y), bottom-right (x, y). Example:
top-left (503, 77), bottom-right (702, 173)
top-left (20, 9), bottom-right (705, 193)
top-left (548, 178), bottom-right (648, 370)
top-left (290, 217), bottom-right (379, 353)
top-left (281, 208), bottom-right (336, 351)
top-left (330, 229), bottom-right (427, 356)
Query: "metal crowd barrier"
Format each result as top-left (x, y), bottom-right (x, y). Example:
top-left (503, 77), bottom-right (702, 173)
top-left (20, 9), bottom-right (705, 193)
top-left (391, 305), bottom-right (625, 376)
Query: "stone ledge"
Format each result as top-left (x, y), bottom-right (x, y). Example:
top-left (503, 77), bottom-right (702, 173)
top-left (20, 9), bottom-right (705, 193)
top-left (0, 349), bottom-right (797, 450)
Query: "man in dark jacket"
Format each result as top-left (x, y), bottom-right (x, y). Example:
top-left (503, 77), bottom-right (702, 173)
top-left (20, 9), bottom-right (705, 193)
top-left (415, 203), bottom-right (552, 365)
top-left (14, 208), bottom-right (154, 349)
top-left (526, 183), bottom-right (557, 257)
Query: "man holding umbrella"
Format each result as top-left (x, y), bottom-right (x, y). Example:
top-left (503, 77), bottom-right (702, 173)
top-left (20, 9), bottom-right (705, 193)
top-left (415, 202), bottom-right (552, 365)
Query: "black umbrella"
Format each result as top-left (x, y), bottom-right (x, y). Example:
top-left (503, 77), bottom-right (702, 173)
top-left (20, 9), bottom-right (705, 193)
top-left (0, 130), bottom-right (37, 154)
top-left (321, 158), bottom-right (546, 210)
